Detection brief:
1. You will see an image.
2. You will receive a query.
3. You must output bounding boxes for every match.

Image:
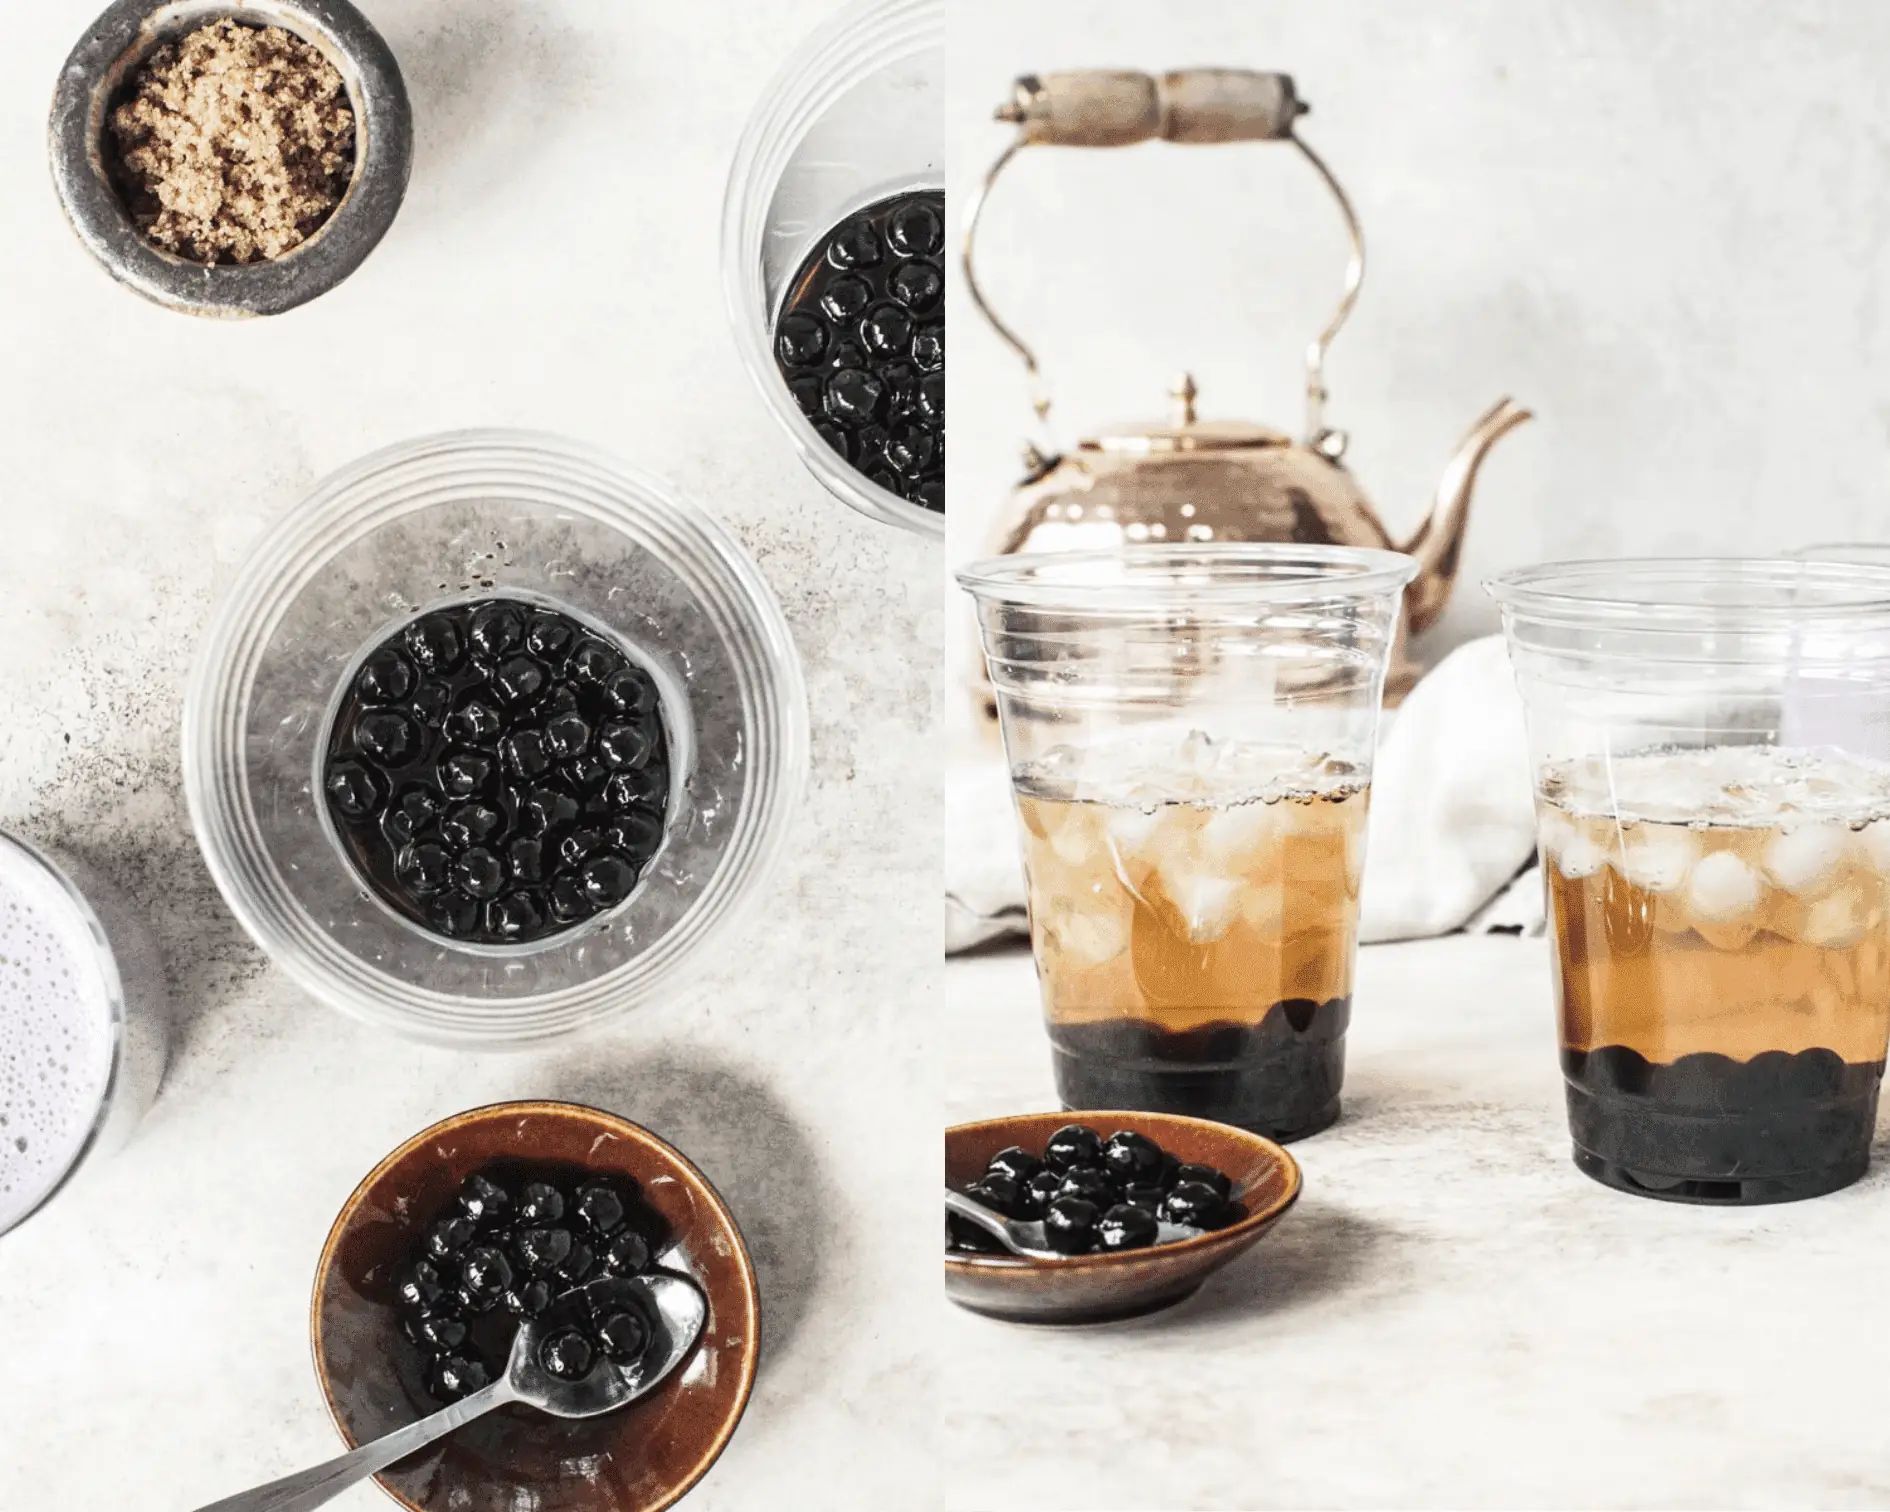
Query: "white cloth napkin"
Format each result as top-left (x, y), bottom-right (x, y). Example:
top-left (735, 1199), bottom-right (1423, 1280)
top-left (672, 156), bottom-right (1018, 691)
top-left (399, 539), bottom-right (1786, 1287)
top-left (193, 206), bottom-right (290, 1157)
top-left (944, 634), bottom-right (1544, 954)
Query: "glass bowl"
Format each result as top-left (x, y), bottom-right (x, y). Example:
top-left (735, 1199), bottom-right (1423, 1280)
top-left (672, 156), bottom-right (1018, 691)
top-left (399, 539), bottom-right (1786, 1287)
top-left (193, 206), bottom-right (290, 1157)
top-left (182, 430), bottom-right (809, 1046)
top-left (721, 0), bottom-right (944, 539)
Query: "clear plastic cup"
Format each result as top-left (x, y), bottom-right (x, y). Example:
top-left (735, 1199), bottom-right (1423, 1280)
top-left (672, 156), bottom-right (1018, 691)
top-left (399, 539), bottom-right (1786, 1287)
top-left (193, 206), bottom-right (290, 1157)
top-left (1488, 558), bottom-right (1890, 1204)
top-left (721, 0), bottom-right (943, 538)
top-left (0, 829), bottom-right (168, 1237)
top-left (957, 545), bottom-right (1417, 1140)
top-left (183, 430), bottom-right (808, 1048)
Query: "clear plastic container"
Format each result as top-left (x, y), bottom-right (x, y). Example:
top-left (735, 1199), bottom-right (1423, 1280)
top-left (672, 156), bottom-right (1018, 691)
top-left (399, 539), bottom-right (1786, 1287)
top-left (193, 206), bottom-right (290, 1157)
top-left (722, 0), bottom-right (943, 538)
top-left (1489, 558), bottom-right (1890, 1203)
top-left (183, 430), bottom-right (809, 1047)
top-left (0, 829), bottom-right (168, 1237)
top-left (957, 545), bottom-right (1416, 1138)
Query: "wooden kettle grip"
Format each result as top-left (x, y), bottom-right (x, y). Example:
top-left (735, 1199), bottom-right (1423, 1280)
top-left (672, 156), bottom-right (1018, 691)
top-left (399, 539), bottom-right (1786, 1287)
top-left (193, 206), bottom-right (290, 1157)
top-left (1005, 69), bottom-right (1305, 147)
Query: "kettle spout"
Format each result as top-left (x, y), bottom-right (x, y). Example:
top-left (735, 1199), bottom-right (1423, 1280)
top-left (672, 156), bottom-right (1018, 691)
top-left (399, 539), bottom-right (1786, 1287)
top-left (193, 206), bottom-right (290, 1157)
top-left (1397, 396), bottom-right (1532, 633)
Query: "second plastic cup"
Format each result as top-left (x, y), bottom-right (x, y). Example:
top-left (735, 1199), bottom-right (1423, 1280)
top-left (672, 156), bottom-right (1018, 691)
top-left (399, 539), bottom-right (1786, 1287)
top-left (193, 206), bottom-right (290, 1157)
top-left (1490, 558), bottom-right (1890, 1204)
top-left (958, 545), bottom-right (1417, 1140)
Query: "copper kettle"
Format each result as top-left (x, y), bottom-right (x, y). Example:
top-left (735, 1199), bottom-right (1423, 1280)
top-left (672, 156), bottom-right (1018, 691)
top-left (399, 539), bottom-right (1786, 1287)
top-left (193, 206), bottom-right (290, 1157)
top-left (963, 68), bottom-right (1532, 706)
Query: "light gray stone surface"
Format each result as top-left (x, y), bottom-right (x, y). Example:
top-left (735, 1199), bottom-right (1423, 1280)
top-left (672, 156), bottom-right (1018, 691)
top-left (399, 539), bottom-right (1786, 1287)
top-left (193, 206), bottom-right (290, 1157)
top-left (947, 938), bottom-right (1890, 1510)
top-left (0, 2), bottom-right (938, 1507)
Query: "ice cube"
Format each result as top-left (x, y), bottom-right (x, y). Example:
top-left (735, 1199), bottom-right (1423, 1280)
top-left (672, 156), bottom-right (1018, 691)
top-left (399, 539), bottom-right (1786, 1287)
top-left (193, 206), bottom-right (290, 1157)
top-left (1240, 883), bottom-right (1288, 934)
top-left (1343, 815), bottom-right (1367, 893)
top-left (1856, 819), bottom-right (1890, 876)
top-left (1763, 823), bottom-right (1847, 894)
top-left (1693, 917), bottom-right (1757, 952)
top-left (1105, 790), bottom-right (1167, 855)
top-left (1619, 824), bottom-right (1696, 893)
top-left (1801, 887), bottom-right (1868, 949)
top-left (1685, 849), bottom-right (1762, 921)
top-left (1198, 800), bottom-right (1282, 867)
top-left (1046, 899), bottom-right (1131, 966)
top-left (1163, 869), bottom-right (1243, 943)
top-left (1554, 827), bottom-right (1607, 880)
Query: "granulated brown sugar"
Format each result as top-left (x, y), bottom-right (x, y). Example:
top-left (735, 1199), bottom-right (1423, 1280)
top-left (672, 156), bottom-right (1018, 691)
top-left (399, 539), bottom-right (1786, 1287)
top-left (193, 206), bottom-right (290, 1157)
top-left (108, 19), bottom-right (355, 266)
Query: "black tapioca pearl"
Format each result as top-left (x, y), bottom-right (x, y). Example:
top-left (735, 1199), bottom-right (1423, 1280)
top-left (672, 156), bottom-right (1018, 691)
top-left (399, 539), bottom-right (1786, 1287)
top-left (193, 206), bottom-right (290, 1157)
top-left (427, 1355), bottom-right (489, 1402)
top-left (820, 274), bottom-right (873, 322)
top-left (426, 1215), bottom-right (477, 1260)
top-left (439, 801), bottom-right (504, 851)
top-left (601, 669), bottom-right (659, 718)
top-left (828, 339), bottom-right (869, 372)
top-left (879, 359), bottom-right (921, 408)
top-left (414, 1313), bottom-right (469, 1353)
top-left (918, 372), bottom-right (943, 420)
top-left (826, 215), bottom-right (881, 269)
top-left (917, 477), bottom-right (943, 512)
top-left (888, 197), bottom-right (942, 257)
top-left (442, 750), bottom-right (498, 798)
top-left (459, 1173), bottom-right (511, 1226)
top-left (888, 260), bottom-right (942, 313)
top-left (543, 711), bottom-right (592, 760)
top-left (404, 614), bottom-right (464, 675)
top-left (411, 680), bottom-right (453, 726)
top-left (1042, 1196), bottom-right (1101, 1255)
top-left (1098, 1203), bottom-right (1160, 1252)
top-left (789, 373), bottom-right (824, 416)
top-left (569, 639), bottom-right (625, 687)
top-left (864, 464), bottom-right (902, 494)
top-left (500, 728), bottom-right (552, 779)
top-left (382, 787), bottom-right (440, 847)
top-left (521, 785), bottom-right (581, 836)
top-left (575, 1184), bottom-right (626, 1236)
top-left (428, 895), bottom-right (480, 938)
top-left (525, 614), bottom-right (574, 665)
top-left (813, 419), bottom-right (855, 462)
top-left (458, 1244), bottom-right (513, 1299)
top-left (597, 720), bottom-right (657, 770)
top-left (775, 312), bottom-right (829, 367)
top-left (491, 655), bottom-right (549, 707)
top-left (1160, 1180), bottom-right (1228, 1230)
top-left (468, 602), bottom-right (527, 660)
top-left (507, 836), bottom-right (546, 885)
top-left (600, 1229), bottom-right (650, 1277)
top-left (581, 853), bottom-right (640, 908)
top-left (859, 302), bottom-right (913, 357)
top-left (548, 874), bottom-right (592, 922)
top-left (357, 648), bottom-right (416, 704)
top-left (453, 847), bottom-right (506, 900)
top-left (486, 891), bottom-right (545, 941)
top-left (826, 368), bottom-right (885, 426)
top-left (537, 1326), bottom-right (594, 1381)
top-left (397, 1260), bottom-right (447, 1311)
top-left (1102, 1131), bottom-right (1166, 1186)
top-left (912, 327), bottom-right (943, 373)
top-left (565, 754), bottom-right (611, 799)
top-left (884, 425), bottom-right (935, 475)
top-left (596, 1307), bottom-right (649, 1362)
top-left (445, 696), bottom-right (504, 747)
top-left (397, 842), bottom-right (452, 896)
top-left (517, 1182), bottom-right (565, 1224)
top-left (1044, 1125), bottom-right (1103, 1171)
top-left (1172, 1162), bottom-right (1232, 1199)
top-left (1054, 1165), bottom-right (1115, 1208)
top-left (356, 710), bottom-right (419, 765)
top-left (514, 1225), bottom-right (573, 1275)
top-left (504, 1278), bottom-right (554, 1318)
top-left (558, 828), bottom-right (603, 867)
top-left (553, 1241), bottom-right (597, 1287)
top-left (603, 812), bottom-right (663, 862)
top-left (603, 767), bottom-right (665, 812)
top-left (326, 760), bottom-right (383, 821)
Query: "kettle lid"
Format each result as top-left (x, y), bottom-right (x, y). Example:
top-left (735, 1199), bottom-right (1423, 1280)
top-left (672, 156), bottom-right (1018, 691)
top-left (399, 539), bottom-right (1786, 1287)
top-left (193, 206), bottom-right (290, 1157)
top-left (1078, 375), bottom-right (1290, 456)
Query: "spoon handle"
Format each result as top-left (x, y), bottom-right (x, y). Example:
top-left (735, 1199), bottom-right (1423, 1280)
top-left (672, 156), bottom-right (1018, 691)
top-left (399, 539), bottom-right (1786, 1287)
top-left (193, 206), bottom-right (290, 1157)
top-left (191, 1378), bottom-right (516, 1512)
top-left (944, 1188), bottom-right (1027, 1255)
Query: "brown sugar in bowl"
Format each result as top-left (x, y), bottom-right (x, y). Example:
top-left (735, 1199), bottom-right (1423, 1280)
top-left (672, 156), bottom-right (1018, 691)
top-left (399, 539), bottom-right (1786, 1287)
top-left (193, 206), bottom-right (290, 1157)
top-left (945, 1110), bottom-right (1302, 1324)
top-left (311, 1101), bottom-right (760, 1512)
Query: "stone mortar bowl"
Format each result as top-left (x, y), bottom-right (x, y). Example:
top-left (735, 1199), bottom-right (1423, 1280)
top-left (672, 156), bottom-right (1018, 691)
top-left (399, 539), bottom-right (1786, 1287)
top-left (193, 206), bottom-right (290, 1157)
top-left (48, 0), bottom-right (413, 317)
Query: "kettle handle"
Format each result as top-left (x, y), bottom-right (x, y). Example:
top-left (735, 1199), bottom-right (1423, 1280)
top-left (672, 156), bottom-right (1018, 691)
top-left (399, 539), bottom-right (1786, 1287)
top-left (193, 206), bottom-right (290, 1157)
top-left (962, 69), bottom-right (1364, 454)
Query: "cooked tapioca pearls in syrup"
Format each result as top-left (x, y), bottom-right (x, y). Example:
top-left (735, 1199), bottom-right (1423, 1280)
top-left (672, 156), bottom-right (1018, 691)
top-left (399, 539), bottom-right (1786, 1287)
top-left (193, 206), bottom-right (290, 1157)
top-left (0, 838), bottom-right (113, 1232)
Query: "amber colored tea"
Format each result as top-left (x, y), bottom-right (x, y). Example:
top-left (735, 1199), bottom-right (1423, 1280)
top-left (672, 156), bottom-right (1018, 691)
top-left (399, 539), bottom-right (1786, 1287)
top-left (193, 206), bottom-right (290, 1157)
top-left (1012, 736), bottom-right (1368, 1139)
top-left (1538, 745), bottom-right (1890, 1203)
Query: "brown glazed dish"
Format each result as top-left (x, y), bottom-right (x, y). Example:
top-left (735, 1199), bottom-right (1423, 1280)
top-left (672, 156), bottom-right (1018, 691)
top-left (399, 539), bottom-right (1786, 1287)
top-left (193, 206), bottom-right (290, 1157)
top-left (945, 1110), bottom-right (1301, 1324)
top-left (311, 1101), bottom-right (760, 1511)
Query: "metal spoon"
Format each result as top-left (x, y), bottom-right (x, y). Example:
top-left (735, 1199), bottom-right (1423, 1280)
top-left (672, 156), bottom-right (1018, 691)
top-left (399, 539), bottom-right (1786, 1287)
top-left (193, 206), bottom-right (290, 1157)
top-left (945, 1188), bottom-right (1202, 1259)
top-left (195, 1271), bottom-right (708, 1512)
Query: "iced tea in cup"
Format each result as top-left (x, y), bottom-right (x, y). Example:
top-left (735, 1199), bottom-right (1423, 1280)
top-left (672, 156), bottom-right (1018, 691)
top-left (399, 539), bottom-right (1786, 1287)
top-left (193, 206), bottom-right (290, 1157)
top-left (957, 546), bottom-right (1416, 1140)
top-left (1489, 558), bottom-right (1890, 1204)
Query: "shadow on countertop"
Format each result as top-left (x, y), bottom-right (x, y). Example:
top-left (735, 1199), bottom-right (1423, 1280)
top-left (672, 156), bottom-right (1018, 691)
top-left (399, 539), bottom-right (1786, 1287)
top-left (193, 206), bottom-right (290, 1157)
top-left (542, 1051), bottom-right (834, 1373)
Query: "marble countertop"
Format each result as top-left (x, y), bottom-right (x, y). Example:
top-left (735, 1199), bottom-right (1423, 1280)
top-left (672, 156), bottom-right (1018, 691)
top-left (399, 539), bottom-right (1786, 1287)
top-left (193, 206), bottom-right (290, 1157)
top-left (0, 2), bottom-right (937, 1508)
top-left (946, 937), bottom-right (1890, 1511)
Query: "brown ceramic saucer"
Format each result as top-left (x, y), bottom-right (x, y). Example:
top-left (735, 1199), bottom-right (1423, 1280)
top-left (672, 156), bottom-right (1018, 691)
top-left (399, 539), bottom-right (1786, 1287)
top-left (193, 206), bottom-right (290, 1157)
top-left (311, 1101), bottom-right (760, 1512)
top-left (945, 1110), bottom-right (1301, 1325)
